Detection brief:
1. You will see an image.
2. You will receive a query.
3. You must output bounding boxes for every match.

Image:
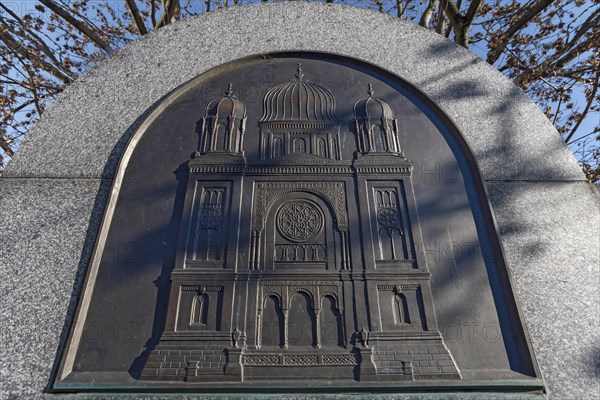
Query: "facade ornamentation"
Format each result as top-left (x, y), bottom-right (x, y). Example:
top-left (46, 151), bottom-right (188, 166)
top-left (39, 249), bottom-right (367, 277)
top-left (277, 200), bottom-right (324, 242)
top-left (198, 83), bottom-right (247, 156)
top-left (141, 66), bottom-right (459, 383)
top-left (259, 64), bottom-right (342, 161)
top-left (353, 84), bottom-right (402, 156)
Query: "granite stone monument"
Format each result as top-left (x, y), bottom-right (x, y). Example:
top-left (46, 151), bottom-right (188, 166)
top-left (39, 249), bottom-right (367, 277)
top-left (1, 3), bottom-right (598, 400)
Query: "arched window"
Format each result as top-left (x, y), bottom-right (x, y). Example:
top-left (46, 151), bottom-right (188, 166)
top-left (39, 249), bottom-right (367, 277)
top-left (393, 293), bottom-right (410, 325)
top-left (288, 292), bottom-right (316, 347)
top-left (191, 293), bottom-right (209, 325)
top-left (262, 295), bottom-right (285, 347)
top-left (320, 295), bottom-right (343, 347)
top-left (372, 125), bottom-right (387, 152)
top-left (317, 138), bottom-right (327, 157)
top-left (293, 137), bottom-right (306, 154)
top-left (273, 138), bottom-right (283, 158)
top-left (214, 124), bottom-right (227, 151)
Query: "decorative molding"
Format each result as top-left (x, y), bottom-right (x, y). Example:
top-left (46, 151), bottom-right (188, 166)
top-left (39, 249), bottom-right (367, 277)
top-left (353, 165), bottom-right (412, 174)
top-left (260, 281), bottom-right (342, 311)
top-left (322, 354), bottom-right (357, 365)
top-left (181, 285), bottom-right (224, 292)
top-left (277, 200), bottom-right (324, 242)
top-left (243, 353), bottom-right (357, 366)
top-left (377, 208), bottom-right (401, 228)
top-left (253, 181), bottom-right (348, 231)
top-left (244, 355), bottom-right (279, 366)
top-left (399, 284), bottom-right (420, 291)
top-left (189, 165), bottom-right (245, 174)
top-left (246, 165), bottom-right (353, 175)
top-left (284, 354), bottom-right (318, 365)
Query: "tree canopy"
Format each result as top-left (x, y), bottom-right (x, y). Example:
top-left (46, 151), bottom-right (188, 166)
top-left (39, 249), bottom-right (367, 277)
top-left (1, 0), bottom-right (598, 181)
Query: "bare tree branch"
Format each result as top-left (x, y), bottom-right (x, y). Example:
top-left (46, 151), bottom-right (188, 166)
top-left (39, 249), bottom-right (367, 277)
top-left (1, 100), bottom-right (36, 133)
top-left (440, 0), bottom-right (483, 47)
top-left (156, 0), bottom-right (181, 28)
top-left (516, 37), bottom-right (596, 85)
top-left (125, 0), bottom-right (148, 35)
top-left (435, 0), bottom-right (447, 34)
top-left (0, 26), bottom-right (74, 84)
top-left (565, 71), bottom-right (599, 143)
top-left (552, 39), bottom-right (595, 69)
top-left (0, 3), bottom-right (78, 80)
top-left (464, 0), bottom-right (482, 22)
top-left (511, 9), bottom-right (598, 86)
top-left (419, 0), bottom-right (439, 27)
top-left (486, 0), bottom-right (555, 65)
top-left (0, 0), bottom-right (596, 180)
top-left (38, 0), bottom-right (114, 53)
top-left (569, 129), bottom-right (600, 144)
top-left (442, 0), bottom-right (460, 22)
top-left (0, 135), bottom-right (15, 158)
top-left (150, 0), bottom-right (158, 27)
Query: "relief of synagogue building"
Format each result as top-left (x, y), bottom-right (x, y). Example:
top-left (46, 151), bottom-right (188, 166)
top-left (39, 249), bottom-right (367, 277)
top-left (140, 65), bottom-right (460, 383)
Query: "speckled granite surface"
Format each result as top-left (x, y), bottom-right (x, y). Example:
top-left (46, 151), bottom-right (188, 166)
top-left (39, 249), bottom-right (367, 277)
top-left (1, 3), bottom-right (598, 400)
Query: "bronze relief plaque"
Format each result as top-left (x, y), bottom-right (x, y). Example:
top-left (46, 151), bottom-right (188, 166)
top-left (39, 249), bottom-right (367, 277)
top-left (53, 53), bottom-right (543, 393)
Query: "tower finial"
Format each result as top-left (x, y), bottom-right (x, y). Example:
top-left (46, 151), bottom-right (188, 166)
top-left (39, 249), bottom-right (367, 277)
top-left (367, 83), bottom-right (374, 97)
top-left (295, 63), bottom-right (304, 80)
top-left (225, 82), bottom-right (233, 96)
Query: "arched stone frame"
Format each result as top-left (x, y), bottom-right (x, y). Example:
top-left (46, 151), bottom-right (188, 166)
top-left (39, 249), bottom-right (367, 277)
top-left (251, 182), bottom-right (350, 270)
top-left (287, 289), bottom-right (318, 348)
top-left (393, 293), bottom-right (410, 325)
top-left (256, 282), bottom-right (345, 351)
top-left (263, 191), bottom-right (340, 271)
top-left (319, 294), bottom-right (345, 348)
top-left (257, 292), bottom-right (285, 350)
top-left (287, 288), bottom-right (316, 309)
top-left (258, 286), bottom-right (320, 350)
top-left (253, 183), bottom-right (348, 232)
top-left (14, 3), bottom-right (580, 394)
top-left (317, 137), bottom-right (327, 157)
top-left (292, 137), bottom-right (306, 154)
top-left (44, 50), bottom-right (544, 388)
top-left (371, 124), bottom-right (386, 152)
top-left (214, 123), bottom-right (227, 151)
top-left (273, 137), bottom-right (283, 158)
top-left (190, 292), bottom-right (209, 326)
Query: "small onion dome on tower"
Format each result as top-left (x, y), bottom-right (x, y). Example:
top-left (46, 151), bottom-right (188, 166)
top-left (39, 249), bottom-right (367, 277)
top-left (205, 83), bottom-right (247, 119)
top-left (260, 64), bottom-right (340, 123)
top-left (353, 83), bottom-right (394, 120)
top-left (198, 83), bottom-right (247, 156)
top-left (353, 83), bottom-right (402, 155)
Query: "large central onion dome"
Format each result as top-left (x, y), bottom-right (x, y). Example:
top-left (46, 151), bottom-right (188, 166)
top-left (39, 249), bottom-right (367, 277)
top-left (259, 64), bottom-right (343, 161)
top-left (260, 64), bottom-right (340, 123)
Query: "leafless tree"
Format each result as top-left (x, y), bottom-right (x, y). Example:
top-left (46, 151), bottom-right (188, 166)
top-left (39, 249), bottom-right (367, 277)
top-left (1, 0), bottom-right (598, 181)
